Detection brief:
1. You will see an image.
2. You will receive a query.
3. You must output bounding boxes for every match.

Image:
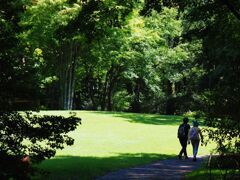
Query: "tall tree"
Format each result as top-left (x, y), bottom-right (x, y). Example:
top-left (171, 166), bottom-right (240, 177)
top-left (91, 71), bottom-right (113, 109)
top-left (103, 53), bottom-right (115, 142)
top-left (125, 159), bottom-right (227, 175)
top-left (20, 0), bottom-right (136, 110)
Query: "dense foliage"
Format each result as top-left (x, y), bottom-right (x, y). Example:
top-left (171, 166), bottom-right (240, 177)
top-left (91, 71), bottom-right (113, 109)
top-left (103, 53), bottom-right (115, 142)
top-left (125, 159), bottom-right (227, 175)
top-left (1, 0), bottom-right (202, 114)
top-left (0, 111), bottom-right (81, 179)
top-left (0, 0), bottom-right (39, 111)
top-left (175, 0), bottom-right (240, 153)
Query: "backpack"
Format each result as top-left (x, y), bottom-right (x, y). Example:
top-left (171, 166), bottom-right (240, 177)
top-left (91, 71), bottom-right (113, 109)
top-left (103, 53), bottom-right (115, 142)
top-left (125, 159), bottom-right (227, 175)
top-left (189, 127), bottom-right (199, 140)
top-left (178, 124), bottom-right (186, 138)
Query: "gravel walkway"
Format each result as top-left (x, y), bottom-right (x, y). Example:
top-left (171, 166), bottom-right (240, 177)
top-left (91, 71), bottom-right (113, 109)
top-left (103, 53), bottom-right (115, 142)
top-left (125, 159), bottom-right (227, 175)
top-left (96, 156), bottom-right (207, 180)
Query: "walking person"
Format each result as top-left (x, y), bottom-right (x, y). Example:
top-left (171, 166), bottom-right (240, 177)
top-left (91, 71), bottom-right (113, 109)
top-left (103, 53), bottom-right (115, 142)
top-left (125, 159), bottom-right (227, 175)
top-left (188, 120), bottom-right (204, 162)
top-left (177, 117), bottom-right (190, 159)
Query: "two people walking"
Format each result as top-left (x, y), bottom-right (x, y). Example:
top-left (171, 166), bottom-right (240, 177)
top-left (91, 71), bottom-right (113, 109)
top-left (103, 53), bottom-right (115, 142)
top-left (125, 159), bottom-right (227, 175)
top-left (177, 117), bottom-right (203, 161)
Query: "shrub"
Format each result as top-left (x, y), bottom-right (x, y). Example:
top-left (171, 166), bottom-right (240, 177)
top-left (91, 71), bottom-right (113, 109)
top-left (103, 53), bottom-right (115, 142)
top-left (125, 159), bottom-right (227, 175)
top-left (0, 111), bottom-right (81, 179)
top-left (203, 117), bottom-right (240, 155)
top-left (112, 90), bottom-right (131, 111)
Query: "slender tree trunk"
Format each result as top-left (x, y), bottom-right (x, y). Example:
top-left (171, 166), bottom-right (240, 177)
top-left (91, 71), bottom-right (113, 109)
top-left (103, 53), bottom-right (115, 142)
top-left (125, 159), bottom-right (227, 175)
top-left (59, 41), bottom-right (78, 110)
top-left (64, 67), bottom-right (68, 109)
top-left (100, 72), bottom-right (109, 111)
top-left (107, 81), bottom-right (113, 111)
top-left (106, 66), bottom-right (114, 111)
top-left (132, 78), bottom-right (141, 113)
top-left (87, 75), bottom-right (98, 110)
top-left (166, 80), bottom-right (176, 115)
top-left (70, 45), bottom-right (76, 109)
top-left (67, 42), bottom-right (73, 110)
top-left (101, 64), bottom-right (122, 111)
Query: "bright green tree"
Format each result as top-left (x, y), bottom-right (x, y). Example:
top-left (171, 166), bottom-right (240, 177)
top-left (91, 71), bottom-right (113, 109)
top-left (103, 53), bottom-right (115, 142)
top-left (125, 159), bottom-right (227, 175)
top-left (20, 0), bottom-right (136, 110)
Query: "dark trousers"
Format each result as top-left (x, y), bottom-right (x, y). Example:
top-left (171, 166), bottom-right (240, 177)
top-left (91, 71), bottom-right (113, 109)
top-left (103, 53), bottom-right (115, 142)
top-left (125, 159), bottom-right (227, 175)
top-left (179, 138), bottom-right (188, 157)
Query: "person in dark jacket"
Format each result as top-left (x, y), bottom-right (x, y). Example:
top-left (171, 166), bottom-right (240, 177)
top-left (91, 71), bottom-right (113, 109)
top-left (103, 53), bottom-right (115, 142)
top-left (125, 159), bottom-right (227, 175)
top-left (177, 117), bottom-right (190, 159)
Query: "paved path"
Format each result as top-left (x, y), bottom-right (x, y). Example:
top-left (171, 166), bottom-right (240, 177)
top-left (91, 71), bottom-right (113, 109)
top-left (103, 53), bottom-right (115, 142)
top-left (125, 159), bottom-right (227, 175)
top-left (96, 156), bottom-right (207, 180)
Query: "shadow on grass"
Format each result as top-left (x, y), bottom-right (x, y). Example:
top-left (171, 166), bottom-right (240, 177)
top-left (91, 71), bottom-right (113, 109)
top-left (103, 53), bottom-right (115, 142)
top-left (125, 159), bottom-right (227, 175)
top-left (36, 153), bottom-right (175, 180)
top-left (94, 111), bottom-right (183, 125)
top-left (185, 169), bottom-right (240, 180)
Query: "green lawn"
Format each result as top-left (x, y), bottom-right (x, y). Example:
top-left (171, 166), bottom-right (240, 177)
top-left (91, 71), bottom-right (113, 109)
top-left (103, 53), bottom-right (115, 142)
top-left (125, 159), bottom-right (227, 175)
top-left (35, 111), bottom-right (214, 179)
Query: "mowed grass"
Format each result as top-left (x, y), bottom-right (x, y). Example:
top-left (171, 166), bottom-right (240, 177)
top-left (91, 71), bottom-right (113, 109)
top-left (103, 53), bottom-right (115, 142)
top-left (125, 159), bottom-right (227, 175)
top-left (35, 111), bottom-right (214, 180)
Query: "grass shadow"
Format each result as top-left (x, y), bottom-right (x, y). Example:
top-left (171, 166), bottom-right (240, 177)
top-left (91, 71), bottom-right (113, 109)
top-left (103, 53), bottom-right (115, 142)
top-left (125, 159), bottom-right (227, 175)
top-left (185, 169), bottom-right (240, 180)
top-left (185, 157), bottom-right (240, 180)
top-left (36, 153), bottom-right (175, 180)
top-left (94, 111), bottom-right (183, 125)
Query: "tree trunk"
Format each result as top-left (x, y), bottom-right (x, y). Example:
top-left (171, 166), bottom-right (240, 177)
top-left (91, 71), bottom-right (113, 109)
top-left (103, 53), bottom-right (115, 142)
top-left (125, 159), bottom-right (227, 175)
top-left (107, 80), bottom-right (113, 111)
top-left (166, 80), bottom-right (176, 115)
top-left (106, 66), bottom-right (114, 111)
top-left (132, 78), bottom-right (141, 113)
top-left (100, 74), bottom-right (108, 111)
top-left (101, 64), bottom-right (122, 111)
top-left (59, 41), bottom-right (79, 110)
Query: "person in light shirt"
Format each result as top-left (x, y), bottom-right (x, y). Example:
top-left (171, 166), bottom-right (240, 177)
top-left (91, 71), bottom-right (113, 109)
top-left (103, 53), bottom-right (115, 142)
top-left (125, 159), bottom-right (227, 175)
top-left (188, 120), bottom-right (204, 161)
